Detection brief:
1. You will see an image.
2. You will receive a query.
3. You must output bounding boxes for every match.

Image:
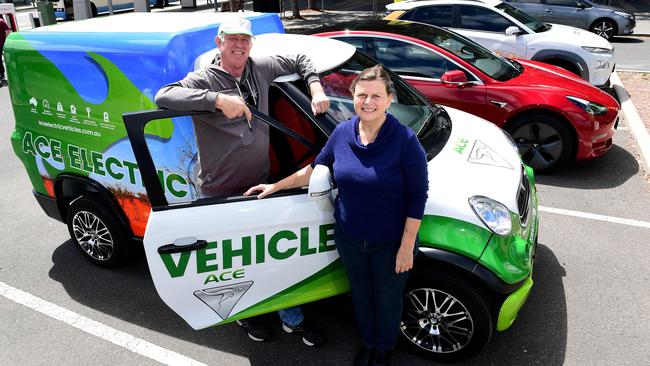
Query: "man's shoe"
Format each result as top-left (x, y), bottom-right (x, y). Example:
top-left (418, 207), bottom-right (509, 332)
top-left (236, 318), bottom-right (273, 342)
top-left (281, 320), bottom-right (324, 347)
top-left (371, 349), bottom-right (391, 366)
top-left (354, 346), bottom-right (375, 366)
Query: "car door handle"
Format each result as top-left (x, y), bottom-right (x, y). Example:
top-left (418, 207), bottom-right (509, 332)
top-left (158, 238), bottom-right (208, 254)
top-left (544, 9), bottom-right (552, 12)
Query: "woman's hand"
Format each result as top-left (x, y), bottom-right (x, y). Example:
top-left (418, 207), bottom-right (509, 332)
top-left (395, 245), bottom-right (414, 274)
top-left (244, 184), bottom-right (278, 199)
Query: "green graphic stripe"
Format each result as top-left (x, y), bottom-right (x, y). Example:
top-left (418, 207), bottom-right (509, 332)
top-left (419, 214), bottom-right (492, 260)
top-left (221, 259), bottom-right (349, 325)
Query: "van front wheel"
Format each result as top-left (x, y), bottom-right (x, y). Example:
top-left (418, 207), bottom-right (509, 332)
top-left (400, 271), bottom-right (493, 362)
top-left (66, 196), bottom-right (129, 267)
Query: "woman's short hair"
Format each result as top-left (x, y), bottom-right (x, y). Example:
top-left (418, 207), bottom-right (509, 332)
top-left (350, 65), bottom-right (395, 96)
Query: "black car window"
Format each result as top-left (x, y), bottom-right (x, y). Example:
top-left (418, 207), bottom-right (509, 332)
top-left (509, 0), bottom-right (541, 3)
top-left (373, 38), bottom-right (461, 79)
top-left (459, 5), bottom-right (513, 32)
top-left (403, 5), bottom-right (453, 28)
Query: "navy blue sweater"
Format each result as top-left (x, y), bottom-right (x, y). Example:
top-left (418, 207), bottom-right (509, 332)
top-left (313, 113), bottom-right (429, 243)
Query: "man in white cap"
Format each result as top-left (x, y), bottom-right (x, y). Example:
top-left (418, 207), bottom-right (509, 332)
top-left (155, 13), bottom-right (329, 346)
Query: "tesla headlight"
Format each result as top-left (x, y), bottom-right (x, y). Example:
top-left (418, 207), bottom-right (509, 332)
top-left (469, 196), bottom-right (512, 236)
top-left (582, 46), bottom-right (613, 54)
top-left (567, 96), bottom-right (609, 115)
top-left (614, 11), bottom-right (634, 20)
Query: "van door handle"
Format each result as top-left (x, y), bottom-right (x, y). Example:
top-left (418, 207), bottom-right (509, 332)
top-left (157, 238), bottom-right (208, 254)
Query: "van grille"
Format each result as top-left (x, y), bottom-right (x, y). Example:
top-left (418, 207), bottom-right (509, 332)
top-left (517, 167), bottom-right (531, 226)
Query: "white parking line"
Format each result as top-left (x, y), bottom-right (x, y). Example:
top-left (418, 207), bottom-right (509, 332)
top-left (0, 280), bottom-right (207, 366)
top-left (539, 206), bottom-right (650, 229)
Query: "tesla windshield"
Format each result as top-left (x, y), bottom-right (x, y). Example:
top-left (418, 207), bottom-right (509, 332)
top-left (318, 51), bottom-right (435, 136)
top-left (424, 27), bottom-right (521, 81)
top-left (496, 3), bottom-right (548, 32)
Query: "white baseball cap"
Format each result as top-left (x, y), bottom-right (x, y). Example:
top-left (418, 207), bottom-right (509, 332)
top-left (217, 11), bottom-right (253, 37)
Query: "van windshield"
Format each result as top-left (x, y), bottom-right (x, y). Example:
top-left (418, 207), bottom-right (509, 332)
top-left (316, 51), bottom-right (451, 159)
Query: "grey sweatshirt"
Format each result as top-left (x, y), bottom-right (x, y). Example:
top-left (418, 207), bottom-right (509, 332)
top-left (154, 54), bottom-right (320, 198)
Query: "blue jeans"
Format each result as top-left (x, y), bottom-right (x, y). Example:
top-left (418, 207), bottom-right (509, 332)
top-left (334, 222), bottom-right (413, 351)
top-left (277, 306), bottom-right (304, 327)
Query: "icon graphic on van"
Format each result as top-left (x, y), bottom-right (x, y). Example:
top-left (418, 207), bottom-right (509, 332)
top-left (103, 112), bottom-right (109, 122)
top-left (29, 97), bottom-right (37, 107)
top-left (193, 281), bottom-right (254, 319)
top-left (57, 102), bottom-right (63, 112)
top-left (70, 105), bottom-right (77, 114)
top-left (43, 99), bottom-right (50, 109)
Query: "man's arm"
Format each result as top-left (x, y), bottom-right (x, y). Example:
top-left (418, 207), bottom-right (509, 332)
top-left (154, 71), bottom-right (219, 112)
top-left (308, 81), bottom-right (330, 115)
top-left (259, 55), bottom-right (330, 114)
top-left (154, 71), bottom-right (251, 120)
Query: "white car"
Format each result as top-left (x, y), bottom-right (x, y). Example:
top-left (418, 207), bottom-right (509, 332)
top-left (386, 0), bottom-right (616, 87)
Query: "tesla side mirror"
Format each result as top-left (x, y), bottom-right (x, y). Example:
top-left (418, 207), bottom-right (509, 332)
top-left (505, 26), bottom-right (522, 36)
top-left (441, 70), bottom-right (472, 89)
top-left (308, 164), bottom-right (334, 211)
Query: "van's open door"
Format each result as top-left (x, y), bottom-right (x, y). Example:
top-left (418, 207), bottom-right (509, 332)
top-left (122, 108), bottom-right (348, 330)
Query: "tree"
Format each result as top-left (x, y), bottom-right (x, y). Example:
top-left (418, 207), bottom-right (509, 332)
top-left (290, 0), bottom-right (302, 18)
top-left (307, 0), bottom-right (319, 10)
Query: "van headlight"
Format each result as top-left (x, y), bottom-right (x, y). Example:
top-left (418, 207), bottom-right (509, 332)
top-left (469, 196), bottom-right (512, 236)
top-left (582, 46), bottom-right (613, 54)
top-left (567, 96), bottom-right (609, 115)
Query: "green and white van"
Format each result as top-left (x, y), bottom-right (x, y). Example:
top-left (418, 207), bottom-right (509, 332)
top-left (6, 12), bottom-right (538, 361)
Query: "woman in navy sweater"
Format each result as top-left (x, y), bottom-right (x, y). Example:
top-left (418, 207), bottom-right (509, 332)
top-left (245, 65), bottom-right (429, 366)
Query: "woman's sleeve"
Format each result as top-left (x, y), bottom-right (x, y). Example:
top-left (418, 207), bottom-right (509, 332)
top-left (402, 133), bottom-right (429, 219)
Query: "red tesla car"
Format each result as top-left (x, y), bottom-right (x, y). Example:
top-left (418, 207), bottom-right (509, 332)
top-left (315, 20), bottom-right (619, 171)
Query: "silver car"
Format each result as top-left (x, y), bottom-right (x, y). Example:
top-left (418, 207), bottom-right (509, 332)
top-left (504, 0), bottom-right (635, 39)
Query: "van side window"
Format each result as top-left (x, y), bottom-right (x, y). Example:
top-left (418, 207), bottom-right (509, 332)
top-left (144, 91), bottom-right (326, 204)
top-left (268, 86), bottom-right (327, 181)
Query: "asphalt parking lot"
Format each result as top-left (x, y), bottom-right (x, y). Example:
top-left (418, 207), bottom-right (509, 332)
top-left (2, 81), bottom-right (650, 365)
top-left (2, 6), bottom-right (650, 366)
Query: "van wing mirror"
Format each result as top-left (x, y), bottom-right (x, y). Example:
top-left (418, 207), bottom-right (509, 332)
top-left (440, 70), bottom-right (473, 89)
top-left (308, 164), bottom-right (334, 211)
top-left (505, 26), bottom-right (522, 36)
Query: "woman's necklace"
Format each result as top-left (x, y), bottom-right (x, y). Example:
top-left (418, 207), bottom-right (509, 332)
top-left (359, 120), bottom-right (383, 146)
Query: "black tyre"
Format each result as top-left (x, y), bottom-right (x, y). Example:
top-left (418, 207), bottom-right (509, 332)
top-left (400, 270), bottom-right (494, 362)
top-left (66, 195), bottom-right (130, 267)
top-left (590, 19), bottom-right (616, 40)
top-left (90, 3), bottom-right (98, 17)
top-left (507, 113), bottom-right (574, 172)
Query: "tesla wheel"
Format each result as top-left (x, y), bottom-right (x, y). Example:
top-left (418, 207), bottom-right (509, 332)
top-left (66, 195), bottom-right (129, 267)
top-left (507, 114), bottom-right (574, 172)
top-left (590, 19), bottom-right (616, 40)
top-left (400, 270), bottom-right (493, 362)
top-left (90, 3), bottom-right (98, 17)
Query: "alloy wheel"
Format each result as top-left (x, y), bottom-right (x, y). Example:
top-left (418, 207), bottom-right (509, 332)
top-left (512, 122), bottom-right (564, 170)
top-left (593, 21), bottom-right (615, 39)
top-left (72, 210), bottom-right (114, 261)
top-left (401, 288), bottom-right (474, 354)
